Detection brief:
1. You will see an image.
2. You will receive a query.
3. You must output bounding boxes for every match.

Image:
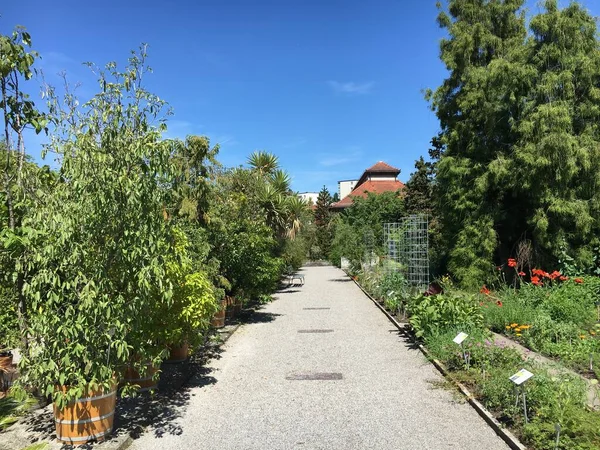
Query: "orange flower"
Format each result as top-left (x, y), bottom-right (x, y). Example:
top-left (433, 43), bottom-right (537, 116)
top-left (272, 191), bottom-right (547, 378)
top-left (532, 268), bottom-right (544, 276)
top-left (496, 300), bottom-right (503, 307)
top-left (531, 276), bottom-right (542, 286)
top-left (508, 258), bottom-right (517, 268)
top-left (480, 285), bottom-right (491, 295)
top-left (549, 270), bottom-right (562, 280)
top-left (559, 275), bottom-right (568, 282)
top-left (518, 271), bottom-right (526, 277)
top-left (575, 278), bottom-right (584, 284)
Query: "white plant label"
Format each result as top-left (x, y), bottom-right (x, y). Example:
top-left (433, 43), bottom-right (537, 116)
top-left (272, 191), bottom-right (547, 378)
top-left (453, 332), bottom-right (468, 344)
top-left (510, 369), bottom-right (533, 385)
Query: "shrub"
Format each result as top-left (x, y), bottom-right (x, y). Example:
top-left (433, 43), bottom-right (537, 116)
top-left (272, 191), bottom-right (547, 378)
top-left (407, 291), bottom-right (484, 338)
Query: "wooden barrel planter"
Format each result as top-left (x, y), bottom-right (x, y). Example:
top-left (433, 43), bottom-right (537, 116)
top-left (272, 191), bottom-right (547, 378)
top-left (123, 363), bottom-right (159, 393)
top-left (0, 352), bottom-right (13, 372)
top-left (211, 299), bottom-right (226, 328)
top-left (165, 342), bottom-right (189, 363)
top-left (225, 295), bottom-right (235, 320)
top-left (54, 384), bottom-right (117, 444)
top-left (233, 297), bottom-right (243, 317)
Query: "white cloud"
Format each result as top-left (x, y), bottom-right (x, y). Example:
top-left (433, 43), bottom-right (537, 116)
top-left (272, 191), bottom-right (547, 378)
top-left (328, 81), bottom-right (374, 95)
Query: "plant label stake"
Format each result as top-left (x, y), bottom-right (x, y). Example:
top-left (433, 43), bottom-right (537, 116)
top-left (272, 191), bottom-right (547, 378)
top-left (453, 332), bottom-right (469, 367)
top-left (554, 423), bottom-right (561, 450)
top-left (510, 369), bottom-right (533, 423)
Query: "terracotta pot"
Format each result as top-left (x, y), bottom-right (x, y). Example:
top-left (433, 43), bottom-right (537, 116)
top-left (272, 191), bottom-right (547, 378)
top-left (211, 299), bottom-right (226, 328)
top-left (225, 295), bottom-right (236, 320)
top-left (54, 383), bottom-right (117, 444)
top-left (123, 363), bottom-right (159, 393)
top-left (166, 342), bottom-right (189, 363)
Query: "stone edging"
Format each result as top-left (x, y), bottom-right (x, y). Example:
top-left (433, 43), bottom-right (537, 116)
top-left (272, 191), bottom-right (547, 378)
top-left (348, 274), bottom-right (527, 450)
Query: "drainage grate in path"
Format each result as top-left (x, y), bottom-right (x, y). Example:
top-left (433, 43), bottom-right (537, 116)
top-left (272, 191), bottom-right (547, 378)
top-left (302, 307), bottom-right (331, 310)
top-left (286, 372), bottom-right (343, 380)
top-left (297, 329), bottom-right (334, 333)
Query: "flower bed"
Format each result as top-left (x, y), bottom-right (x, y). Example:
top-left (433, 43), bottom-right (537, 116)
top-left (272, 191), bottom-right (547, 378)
top-left (352, 264), bottom-right (600, 449)
top-left (483, 261), bottom-right (600, 380)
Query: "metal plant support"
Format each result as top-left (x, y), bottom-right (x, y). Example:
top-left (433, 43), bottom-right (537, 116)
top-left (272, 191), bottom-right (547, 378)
top-left (362, 228), bottom-right (376, 271)
top-left (384, 216), bottom-right (429, 290)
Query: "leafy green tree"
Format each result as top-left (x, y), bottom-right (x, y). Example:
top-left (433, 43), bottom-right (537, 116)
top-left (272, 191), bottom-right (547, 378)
top-left (430, 0), bottom-right (600, 286)
top-left (0, 27), bottom-right (48, 350)
top-left (329, 191), bottom-right (405, 268)
top-left (511, 0), bottom-right (600, 267)
top-left (169, 135), bottom-right (220, 225)
top-left (314, 186), bottom-right (332, 258)
top-left (429, 0), bottom-right (529, 287)
top-left (404, 156), bottom-right (433, 215)
top-left (17, 47), bottom-right (178, 406)
top-left (331, 192), bottom-right (340, 203)
top-left (208, 167), bottom-right (283, 299)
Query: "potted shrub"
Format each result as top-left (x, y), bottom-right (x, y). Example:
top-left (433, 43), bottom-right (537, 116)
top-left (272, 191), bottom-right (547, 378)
top-left (14, 50), bottom-right (177, 443)
top-left (161, 228), bottom-right (220, 361)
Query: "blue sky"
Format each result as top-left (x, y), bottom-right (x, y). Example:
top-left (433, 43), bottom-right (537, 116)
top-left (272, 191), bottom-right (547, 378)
top-left (2, 0), bottom-right (598, 194)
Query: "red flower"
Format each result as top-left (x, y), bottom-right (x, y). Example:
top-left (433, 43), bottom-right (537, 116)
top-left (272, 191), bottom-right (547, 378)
top-left (479, 302), bottom-right (484, 306)
top-left (508, 258), bottom-right (517, 268)
top-left (531, 276), bottom-right (542, 286)
top-left (532, 268), bottom-right (544, 276)
top-left (575, 278), bottom-right (584, 284)
top-left (518, 271), bottom-right (526, 277)
top-left (496, 300), bottom-right (503, 307)
top-left (559, 275), bottom-right (568, 282)
top-left (549, 270), bottom-right (562, 280)
top-left (480, 285), bottom-right (491, 295)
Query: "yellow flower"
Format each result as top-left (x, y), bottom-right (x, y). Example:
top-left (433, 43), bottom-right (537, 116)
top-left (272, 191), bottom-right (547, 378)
top-left (521, 325), bottom-right (531, 330)
top-left (590, 331), bottom-right (596, 336)
top-left (510, 323), bottom-right (519, 328)
top-left (505, 325), bottom-right (511, 330)
top-left (516, 333), bottom-right (522, 337)
top-left (579, 335), bottom-right (586, 340)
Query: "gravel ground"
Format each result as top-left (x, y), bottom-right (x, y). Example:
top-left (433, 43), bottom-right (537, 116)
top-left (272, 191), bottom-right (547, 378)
top-left (129, 265), bottom-right (509, 450)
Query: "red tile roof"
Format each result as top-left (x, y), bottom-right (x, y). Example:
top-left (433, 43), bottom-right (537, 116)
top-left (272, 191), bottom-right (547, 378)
top-left (331, 179), bottom-right (405, 209)
top-left (365, 161), bottom-right (400, 173)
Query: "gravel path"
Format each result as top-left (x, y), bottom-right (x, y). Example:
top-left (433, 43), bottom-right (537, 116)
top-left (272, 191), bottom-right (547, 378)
top-left (129, 265), bottom-right (508, 450)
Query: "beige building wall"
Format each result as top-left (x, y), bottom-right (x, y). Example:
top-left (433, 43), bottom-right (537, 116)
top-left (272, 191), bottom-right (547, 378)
top-left (338, 180), bottom-right (358, 199)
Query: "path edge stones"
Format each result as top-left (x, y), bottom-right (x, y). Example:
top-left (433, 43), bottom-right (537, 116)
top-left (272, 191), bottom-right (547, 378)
top-left (347, 273), bottom-right (527, 450)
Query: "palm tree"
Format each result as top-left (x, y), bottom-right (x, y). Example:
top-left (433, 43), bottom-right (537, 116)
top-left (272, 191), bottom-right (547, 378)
top-left (247, 151), bottom-right (279, 176)
top-left (284, 196), bottom-right (308, 240)
top-left (270, 169), bottom-right (291, 194)
top-left (256, 182), bottom-right (288, 234)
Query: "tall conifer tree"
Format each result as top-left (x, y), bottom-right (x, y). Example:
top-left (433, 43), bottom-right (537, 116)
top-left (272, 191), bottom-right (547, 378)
top-left (314, 186), bottom-right (333, 258)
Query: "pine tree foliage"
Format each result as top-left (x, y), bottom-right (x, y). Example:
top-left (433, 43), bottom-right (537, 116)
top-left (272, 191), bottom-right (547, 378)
top-left (405, 156), bottom-right (433, 215)
top-left (430, 0), bottom-right (600, 286)
top-left (314, 185), bottom-right (332, 258)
